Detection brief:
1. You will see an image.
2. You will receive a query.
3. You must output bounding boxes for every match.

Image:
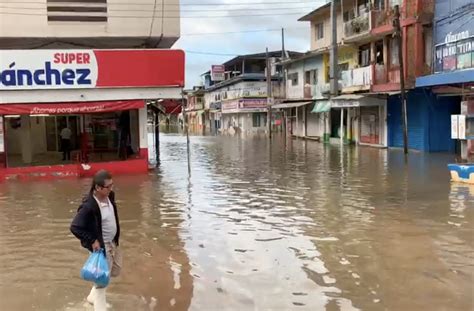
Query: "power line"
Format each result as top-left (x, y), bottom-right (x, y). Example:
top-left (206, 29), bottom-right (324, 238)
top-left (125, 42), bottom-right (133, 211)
top-left (115, 6), bottom-right (317, 13)
top-left (179, 0), bottom-right (316, 5)
top-left (0, 11), bottom-right (311, 18)
top-left (0, 0), bottom-right (318, 6)
top-left (181, 26), bottom-right (307, 36)
top-left (184, 50), bottom-right (239, 56)
top-left (0, 5), bottom-right (318, 12)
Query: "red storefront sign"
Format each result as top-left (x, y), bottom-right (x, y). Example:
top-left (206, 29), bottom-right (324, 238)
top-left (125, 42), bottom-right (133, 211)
top-left (0, 100), bottom-right (145, 115)
top-left (240, 99), bottom-right (267, 109)
top-left (0, 49), bottom-right (185, 90)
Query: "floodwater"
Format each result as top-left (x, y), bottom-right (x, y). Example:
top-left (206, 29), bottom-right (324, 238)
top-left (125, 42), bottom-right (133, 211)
top-left (0, 134), bottom-right (472, 311)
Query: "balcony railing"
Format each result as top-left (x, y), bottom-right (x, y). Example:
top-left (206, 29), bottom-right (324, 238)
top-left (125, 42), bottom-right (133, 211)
top-left (305, 84), bottom-right (330, 99)
top-left (273, 84), bottom-right (285, 99)
top-left (372, 9), bottom-right (393, 29)
top-left (343, 12), bottom-right (371, 39)
top-left (374, 64), bottom-right (387, 84)
top-left (374, 64), bottom-right (401, 85)
top-left (340, 65), bottom-right (373, 89)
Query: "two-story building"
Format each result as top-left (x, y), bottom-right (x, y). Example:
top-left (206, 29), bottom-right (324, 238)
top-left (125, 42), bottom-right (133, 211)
top-left (0, 0), bottom-right (184, 181)
top-left (275, 51), bottom-right (331, 141)
top-left (185, 87), bottom-right (206, 134)
top-left (416, 0), bottom-right (473, 157)
top-left (297, 0), bottom-right (435, 148)
top-left (202, 51), bottom-right (301, 136)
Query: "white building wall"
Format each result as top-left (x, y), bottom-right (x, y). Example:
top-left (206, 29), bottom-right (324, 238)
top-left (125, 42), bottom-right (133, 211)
top-left (0, 0), bottom-right (180, 47)
top-left (138, 107), bottom-right (147, 152)
top-left (6, 116), bottom-right (47, 155)
top-left (308, 2), bottom-right (346, 51)
top-left (221, 112), bottom-right (267, 135)
top-left (0, 87), bottom-right (183, 104)
top-left (307, 108), bottom-right (324, 137)
top-left (286, 65), bottom-right (304, 100)
top-left (286, 56), bottom-right (326, 100)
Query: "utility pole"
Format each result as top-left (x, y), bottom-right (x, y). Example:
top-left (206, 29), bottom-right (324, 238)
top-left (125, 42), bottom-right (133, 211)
top-left (393, 5), bottom-right (408, 154)
top-left (266, 47), bottom-right (273, 138)
top-left (181, 90), bottom-right (191, 173)
top-left (281, 28), bottom-right (286, 59)
top-left (330, 0), bottom-right (338, 97)
top-left (330, 0), bottom-right (341, 145)
top-left (281, 28), bottom-right (287, 102)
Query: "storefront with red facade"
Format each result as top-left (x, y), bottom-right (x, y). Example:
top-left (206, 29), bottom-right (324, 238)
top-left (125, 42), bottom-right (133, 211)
top-left (0, 49), bottom-right (184, 181)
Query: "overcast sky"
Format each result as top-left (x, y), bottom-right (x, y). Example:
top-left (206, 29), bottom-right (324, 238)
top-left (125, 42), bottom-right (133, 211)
top-left (172, 0), bottom-right (326, 88)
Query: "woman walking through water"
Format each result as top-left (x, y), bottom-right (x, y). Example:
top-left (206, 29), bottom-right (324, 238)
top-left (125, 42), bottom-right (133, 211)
top-left (70, 170), bottom-right (122, 311)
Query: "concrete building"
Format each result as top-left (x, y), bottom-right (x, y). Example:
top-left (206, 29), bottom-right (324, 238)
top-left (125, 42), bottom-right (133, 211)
top-left (185, 87), bottom-right (206, 134)
top-left (0, 0), bottom-right (180, 49)
top-left (275, 52), bottom-right (331, 140)
top-left (297, 0), bottom-right (435, 148)
top-left (201, 51), bottom-right (301, 136)
top-left (415, 0), bottom-right (473, 156)
top-left (0, 1), bottom-right (183, 181)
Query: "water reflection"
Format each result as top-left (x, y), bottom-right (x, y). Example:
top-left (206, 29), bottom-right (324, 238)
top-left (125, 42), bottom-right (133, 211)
top-left (0, 133), bottom-right (472, 310)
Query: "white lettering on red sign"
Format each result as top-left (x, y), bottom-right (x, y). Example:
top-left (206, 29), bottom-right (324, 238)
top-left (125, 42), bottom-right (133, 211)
top-left (0, 50), bottom-right (98, 90)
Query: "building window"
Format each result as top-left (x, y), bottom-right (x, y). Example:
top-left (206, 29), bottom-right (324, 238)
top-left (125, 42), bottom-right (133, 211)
top-left (253, 113), bottom-right (261, 127)
top-left (288, 73), bottom-right (299, 86)
top-left (424, 28), bottom-right (433, 68)
top-left (47, 0), bottom-right (107, 22)
top-left (343, 10), bottom-right (355, 22)
top-left (389, 0), bottom-right (401, 8)
top-left (305, 69), bottom-right (318, 85)
top-left (390, 38), bottom-right (400, 66)
top-left (338, 63), bottom-right (349, 78)
top-left (315, 23), bottom-right (324, 40)
top-left (374, 0), bottom-right (385, 10)
top-left (359, 44), bottom-right (371, 67)
top-left (357, 0), bottom-right (369, 16)
top-left (375, 40), bottom-right (384, 64)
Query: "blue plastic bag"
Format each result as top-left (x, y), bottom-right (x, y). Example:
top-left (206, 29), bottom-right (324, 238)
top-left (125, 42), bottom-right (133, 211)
top-left (80, 249), bottom-right (110, 287)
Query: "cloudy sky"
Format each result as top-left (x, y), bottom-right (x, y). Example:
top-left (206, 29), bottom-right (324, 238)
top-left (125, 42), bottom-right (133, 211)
top-left (172, 0), bottom-right (326, 88)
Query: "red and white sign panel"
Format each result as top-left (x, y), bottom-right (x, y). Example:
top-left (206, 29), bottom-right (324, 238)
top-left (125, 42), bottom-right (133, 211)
top-left (211, 65), bottom-right (225, 81)
top-left (0, 100), bottom-right (145, 115)
top-left (0, 49), bottom-right (185, 90)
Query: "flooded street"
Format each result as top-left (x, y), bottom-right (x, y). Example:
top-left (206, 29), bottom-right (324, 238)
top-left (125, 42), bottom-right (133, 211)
top-left (0, 134), bottom-right (473, 311)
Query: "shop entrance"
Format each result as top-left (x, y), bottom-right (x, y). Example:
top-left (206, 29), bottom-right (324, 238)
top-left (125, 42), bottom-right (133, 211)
top-left (4, 111), bottom-right (139, 168)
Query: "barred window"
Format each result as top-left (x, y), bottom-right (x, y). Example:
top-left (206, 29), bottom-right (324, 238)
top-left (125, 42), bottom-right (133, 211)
top-left (47, 0), bottom-right (107, 23)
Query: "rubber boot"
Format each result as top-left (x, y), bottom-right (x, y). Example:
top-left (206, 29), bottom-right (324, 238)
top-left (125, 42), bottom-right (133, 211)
top-left (93, 288), bottom-right (107, 311)
top-left (87, 286), bottom-right (96, 305)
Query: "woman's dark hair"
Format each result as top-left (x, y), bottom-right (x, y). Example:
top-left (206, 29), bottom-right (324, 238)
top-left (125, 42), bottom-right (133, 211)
top-left (89, 170), bottom-right (112, 195)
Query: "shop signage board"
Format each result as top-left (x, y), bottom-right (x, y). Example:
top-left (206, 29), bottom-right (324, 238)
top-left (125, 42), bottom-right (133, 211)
top-left (211, 65), bottom-right (225, 82)
top-left (0, 100), bottom-right (144, 115)
top-left (0, 49), bottom-right (185, 90)
top-left (451, 114), bottom-right (466, 140)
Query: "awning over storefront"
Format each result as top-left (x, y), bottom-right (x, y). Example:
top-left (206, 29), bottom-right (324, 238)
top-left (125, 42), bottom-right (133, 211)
top-left (0, 100), bottom-right (145, 115)
top-left (311, 101), bottom-right (331, 113)
top-left (416, 69), bottom-right (474, 87)
top-left (331, 95), bottom-right (385, 108)
top-left (272, 101), bottom-right (312, 109)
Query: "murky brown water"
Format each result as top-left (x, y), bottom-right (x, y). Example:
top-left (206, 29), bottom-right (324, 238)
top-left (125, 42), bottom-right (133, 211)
top-left (0, 134), bottom-right (473, 311)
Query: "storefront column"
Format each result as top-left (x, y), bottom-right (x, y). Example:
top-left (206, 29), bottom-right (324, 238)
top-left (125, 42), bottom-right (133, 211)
top-left (138, 107), bottom-right (148, 158)
top-left (303, 105), bottom-right (307, 137)
top-left (324, 111), bottom-right (330, 142)
top-left (20, 115), bottom-right (32, 164)
top-left (379, 104), bottom-right (384, 146)
top-left (347, 109), bottom-right (352, 143)
top-left (296, 107), bottom-right (299, 137)
top-left (340, 108), bottom-right (344, 145)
